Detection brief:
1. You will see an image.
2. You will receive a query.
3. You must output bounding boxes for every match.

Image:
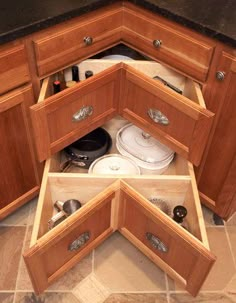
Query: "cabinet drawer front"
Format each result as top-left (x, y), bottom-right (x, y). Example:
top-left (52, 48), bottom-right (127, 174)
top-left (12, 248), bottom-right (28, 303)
top-left (123, 6), bottom-right (214, 82)
top-left (24, 191), bottom-right (114, 294)
top-left (30, 65), bottom-right (121, 161)
top-left (33, 7), bottom-right (122, 76)
top-left (121, 65), bottom-right (214, 166)
top-left (0, 44), bottom-right (30, 94)
top-left (120, 187), bottom-right (215, 296)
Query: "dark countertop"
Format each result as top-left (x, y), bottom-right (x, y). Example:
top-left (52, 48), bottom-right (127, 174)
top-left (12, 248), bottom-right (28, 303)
top-left (0, 0), bottom-right (235, 47)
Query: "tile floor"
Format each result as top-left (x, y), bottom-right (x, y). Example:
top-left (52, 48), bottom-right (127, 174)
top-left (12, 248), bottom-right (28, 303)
top-left (0, 197), bottom-right (236, 303)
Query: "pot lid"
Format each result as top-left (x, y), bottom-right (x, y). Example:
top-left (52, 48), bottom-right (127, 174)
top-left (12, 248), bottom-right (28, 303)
top-left (116, 124), bottom-right (174, 163)
top-left (88, 154), bottom-right (140, 175)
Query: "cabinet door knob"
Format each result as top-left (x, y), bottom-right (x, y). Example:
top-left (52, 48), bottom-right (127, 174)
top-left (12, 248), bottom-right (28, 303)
top-left (147, 108), bottom-right (169, 125)
top-left (146, 232), bottom-right (168, 253)
top-left (72, 105), bottom-right (93, 122)
top-left (68, 231), bottom-right (90, 251)
top-left (216, 71), bottom-right (225, 81)
top-left (153, 39), bottom-right (162, 48)
top-left (83, 36), bottom-right (93, 46)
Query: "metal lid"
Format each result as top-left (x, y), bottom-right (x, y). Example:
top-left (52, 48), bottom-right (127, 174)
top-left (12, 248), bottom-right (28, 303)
top-left (116, 124), bottom-right (174, 164)
top-left (88, 154), bottom-right (140, 175)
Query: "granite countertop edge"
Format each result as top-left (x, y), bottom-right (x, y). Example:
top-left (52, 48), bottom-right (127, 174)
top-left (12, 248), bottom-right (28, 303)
top-left (0, 0), bottom-right (235, 47)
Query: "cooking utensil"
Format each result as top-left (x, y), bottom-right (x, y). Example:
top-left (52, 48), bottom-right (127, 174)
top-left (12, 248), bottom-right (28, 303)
top-left (64, 127), bottom-right (112, 169)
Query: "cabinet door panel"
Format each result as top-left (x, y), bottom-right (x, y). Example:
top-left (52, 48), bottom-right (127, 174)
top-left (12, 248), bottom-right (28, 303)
top-left (24, 190), bottom-right (115, 294)
top-left (119, 184), bottom-right (215, 296)
top-left (30, 65), bottom-right (121, 162)
top-left (0, 86), bottom-right (39, 218)
top-left (198, 52), bottom-right (236, 219)
top-left (120, 64), bottom-right (214, 166)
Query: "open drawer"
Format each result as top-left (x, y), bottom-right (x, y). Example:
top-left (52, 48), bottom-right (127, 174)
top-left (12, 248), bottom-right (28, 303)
top-left (30, 59), bottom-right (214, 165)
top-left (23, 116), bottom-right (216, 296)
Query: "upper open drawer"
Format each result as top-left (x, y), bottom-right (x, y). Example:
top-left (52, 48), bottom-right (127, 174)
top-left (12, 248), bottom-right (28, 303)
top-left (30, 59), bottom-right (214, 165)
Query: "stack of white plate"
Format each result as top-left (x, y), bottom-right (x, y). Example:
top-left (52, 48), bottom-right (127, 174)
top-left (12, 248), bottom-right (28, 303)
top-left (116, 124), bottom-right (175, 174)
top-left (88, 154), bottom-right (140, 175)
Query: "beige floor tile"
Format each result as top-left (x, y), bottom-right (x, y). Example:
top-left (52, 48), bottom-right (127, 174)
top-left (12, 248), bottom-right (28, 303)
top-left (224, 273), bottom-right (236, 294)
top-left (73, 274), bottom-right (111, 303)
top-left (0, 226), bottom-right (26, 290)
top-left (27, 197), bottom-right (38, 226)
top-left (0, 293), bottom-right (14, 303)
top-left (94, 232), bottom-right (166, 292)
top-left (226, 213), bottom-right (236, 226)
top-left (15, 292), bottom-right (81, 303)
top-left (103, 293), bottom-right (168, 303)
top-left (201, 205), bottom-right (215, 226)
top-left (17, 226), bottom-right (34, 290)
top-left (226, 226), bottom-right (236, 260)
top-left (48, 253), bottom-right (92, 291)
top-left (201, 227), bottom-right (236, 291)
top-left (0, 201), bottom-right (31, 226)
top-left (169, 293), bottom-right (236, 303)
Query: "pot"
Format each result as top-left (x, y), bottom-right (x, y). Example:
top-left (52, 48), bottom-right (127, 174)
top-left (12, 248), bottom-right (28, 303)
top-left (64, 127), bottom-right (112, 168)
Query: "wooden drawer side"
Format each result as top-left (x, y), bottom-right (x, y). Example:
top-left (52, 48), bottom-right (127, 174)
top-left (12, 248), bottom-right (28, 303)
top-left (120, 64), bottom-right (214, 166)
top-left (119, 182), bottom-right (216, 296)
top-left (30, 65), bottom-right (122, 161)
top-left (24, 189), bottom-right (116, 294)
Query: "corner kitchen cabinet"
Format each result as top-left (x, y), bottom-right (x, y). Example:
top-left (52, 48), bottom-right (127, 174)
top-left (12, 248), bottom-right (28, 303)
top-left (197, 49), bottom-right (236, 219)
top-left (0, 41), bottom-right (40, 219)
top-left (0, 0), bottom-right (234, 296)
top-left (24, 57), bottom-right (215, 297)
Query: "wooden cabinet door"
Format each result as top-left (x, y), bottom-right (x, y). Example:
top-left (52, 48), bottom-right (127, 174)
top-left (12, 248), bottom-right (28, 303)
top-left (30, 64), bottom-right (121, 162)
top-left (120, 64), bottom-right (214, 166)
top-left (198, 52), bottom-right (236, 219)
top-left (119, 180), bottom-right (215, 297)
top-left (0, 86), bottom-right (39, 219)
top-left (23, 184), bottom-right (116, 294)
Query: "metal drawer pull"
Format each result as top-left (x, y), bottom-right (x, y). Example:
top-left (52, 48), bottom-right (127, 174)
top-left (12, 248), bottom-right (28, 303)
top-left (72, 105), bottom-right (93, 122)
top-left (147, 108), bottom-right (169, 125)
top-left (84, 36), bottom-right (93, 45)
top-left (146, 232), bottom-right (168, 253)
top-left (68, 231), bottom-right (90, 251)
top-left (216, 71), bottom-right (225, 81)
top-left (153, 39), bottom-right (162, 48)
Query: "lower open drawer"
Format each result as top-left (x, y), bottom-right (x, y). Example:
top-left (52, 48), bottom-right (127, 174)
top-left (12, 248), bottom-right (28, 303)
top-left (23, 117), bottom-right (215, 296)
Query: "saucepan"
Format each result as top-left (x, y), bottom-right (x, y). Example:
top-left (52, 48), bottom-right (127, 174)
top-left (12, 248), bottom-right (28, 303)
top-left (63, 127), bottom-right (112, 169)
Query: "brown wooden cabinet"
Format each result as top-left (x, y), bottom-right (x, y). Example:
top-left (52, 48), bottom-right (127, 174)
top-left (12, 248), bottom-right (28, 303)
top-left (197, 50), bottom-right (236, 219)
top-left (0, 85), bottom-right (40, 219)
top-left (23, 58), bottom-right (216, 296)
top-left (0, 0), bottom-right (235, 297)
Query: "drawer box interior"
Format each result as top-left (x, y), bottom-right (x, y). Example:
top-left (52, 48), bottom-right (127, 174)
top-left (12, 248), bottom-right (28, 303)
top-left (31, 56), bottom-right (213, 165)
top-left (30, 116), bottom-right (208, 248)
top-left (25, 56), bottom-right (215, 296)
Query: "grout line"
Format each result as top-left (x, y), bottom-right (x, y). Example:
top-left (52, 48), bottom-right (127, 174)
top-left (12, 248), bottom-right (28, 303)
top-left (165, 273), bottom-right (170, 303)
top-left (14, 224), bottom-right (30, 300)
top-left (109, 290), bottom-right (168, 294)
top-left (92, 249), bottom-right (95, 273)
top-left (225, 224), bottom-right (236, 268)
